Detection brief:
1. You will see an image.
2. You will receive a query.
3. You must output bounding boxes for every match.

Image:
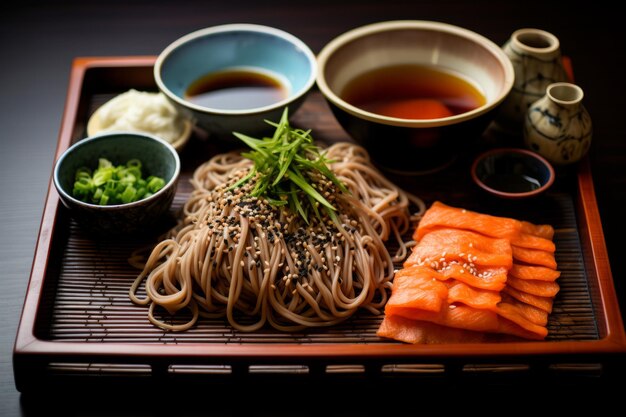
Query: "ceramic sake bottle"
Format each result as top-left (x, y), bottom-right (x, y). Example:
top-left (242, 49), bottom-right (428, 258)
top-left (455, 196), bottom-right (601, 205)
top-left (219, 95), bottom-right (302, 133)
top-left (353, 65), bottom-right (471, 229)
top-left (524, 82), bottom-right (592, 165)
top-left (497, 28), bottom-right (569, 131)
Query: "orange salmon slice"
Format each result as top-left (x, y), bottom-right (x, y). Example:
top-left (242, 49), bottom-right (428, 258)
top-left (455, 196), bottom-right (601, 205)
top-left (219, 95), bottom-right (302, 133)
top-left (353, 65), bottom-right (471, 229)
top-left (389, 304), bottom-right (501, 333)
top-left (502, 285), bottom-right (554, 313)
top-left (521, 221), bottom-right (555, 240)
top-left (499, 296), bottom-right (549, 326)
top-left (447, 281), bottom-right (501, 310)
top-left (414, 201), bottom-right (521, 241)
top-left (378, 201), bottom-right (559, 344)
top-left (401, 262), bottom-right (507, 291)
top-left (386, 267), bottom-right (448, 314)
top-left (507, 276), bottom-right (560, 298)
top-left (509, 264), bottom-right (561, 281)
top-left (496, 302), bottom-right (548, 337)
top-left (414, 202), bottom-right (555, 251)
top-left (511, 246), bottom-right (558, 269)
top-left (377, 315), bottom-right (487, 344)
top-left (406, 228), bottom-right (512, 269)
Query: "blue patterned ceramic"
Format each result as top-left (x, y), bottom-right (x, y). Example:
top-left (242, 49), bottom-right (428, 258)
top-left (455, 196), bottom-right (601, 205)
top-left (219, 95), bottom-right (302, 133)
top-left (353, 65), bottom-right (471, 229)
top-left (524, 82), bottom-right (592, 165)
top-left (497, 28), bottom-right (569, 131)
top-left (53, 132), bottom-right (180, 235)
top-left (154, 24), bottom-right (316, 138)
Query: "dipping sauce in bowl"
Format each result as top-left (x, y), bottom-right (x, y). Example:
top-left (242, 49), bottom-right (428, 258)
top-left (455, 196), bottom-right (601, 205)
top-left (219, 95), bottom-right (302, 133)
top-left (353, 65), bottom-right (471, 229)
top-left (341, 64), bottom-right (486, 120)
top-left (185, 68), bottom-right (289, 110)
top-left (471, 148), bottom-right (555, 199)
top-left (155, 24), bottom-right (316, 138)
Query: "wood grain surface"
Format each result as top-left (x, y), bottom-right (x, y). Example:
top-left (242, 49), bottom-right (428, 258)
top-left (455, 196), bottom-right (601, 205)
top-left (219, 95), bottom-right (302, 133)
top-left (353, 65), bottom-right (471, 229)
top-left (2, 1), bottom-right (625, 415)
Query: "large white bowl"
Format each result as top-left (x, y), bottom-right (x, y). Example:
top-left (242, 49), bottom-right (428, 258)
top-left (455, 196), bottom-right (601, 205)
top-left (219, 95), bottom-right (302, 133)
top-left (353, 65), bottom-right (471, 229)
top-left (317, 20), bottom-right (515, 172)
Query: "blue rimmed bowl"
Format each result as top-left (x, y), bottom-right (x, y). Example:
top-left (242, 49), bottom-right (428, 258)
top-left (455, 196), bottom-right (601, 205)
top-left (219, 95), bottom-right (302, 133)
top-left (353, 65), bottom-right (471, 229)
top-left (154, 24), bottom-right (317, 138)
top-left (53, 132), bottom-right (180, 235)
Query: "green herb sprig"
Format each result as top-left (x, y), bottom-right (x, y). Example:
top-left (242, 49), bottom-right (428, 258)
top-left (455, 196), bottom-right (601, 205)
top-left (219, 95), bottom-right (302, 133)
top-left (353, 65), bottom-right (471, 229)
top-left (231, 108), bottom-right (348, 223)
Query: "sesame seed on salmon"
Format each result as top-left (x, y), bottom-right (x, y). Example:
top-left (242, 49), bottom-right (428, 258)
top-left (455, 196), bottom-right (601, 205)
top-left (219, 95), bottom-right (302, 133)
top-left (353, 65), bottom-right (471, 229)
top-left (377, 202), bottom-right (560, 343)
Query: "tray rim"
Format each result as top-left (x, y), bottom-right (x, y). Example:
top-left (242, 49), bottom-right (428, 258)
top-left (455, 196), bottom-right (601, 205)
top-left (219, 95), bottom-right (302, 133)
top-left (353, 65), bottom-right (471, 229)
top-left (14, 56), bottom-right (626, 370)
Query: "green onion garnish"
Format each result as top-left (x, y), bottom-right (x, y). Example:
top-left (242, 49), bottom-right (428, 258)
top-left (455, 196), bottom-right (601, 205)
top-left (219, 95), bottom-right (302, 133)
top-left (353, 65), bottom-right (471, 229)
top-left (72, 158), bottom-right (165, 205)
top-left (231, 108), bottom-right (348, 223)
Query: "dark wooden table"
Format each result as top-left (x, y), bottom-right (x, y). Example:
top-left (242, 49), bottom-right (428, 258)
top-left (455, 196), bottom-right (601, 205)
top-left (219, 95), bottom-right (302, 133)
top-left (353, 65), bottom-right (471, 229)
top-left (2, 1), bottom-right (625, 415)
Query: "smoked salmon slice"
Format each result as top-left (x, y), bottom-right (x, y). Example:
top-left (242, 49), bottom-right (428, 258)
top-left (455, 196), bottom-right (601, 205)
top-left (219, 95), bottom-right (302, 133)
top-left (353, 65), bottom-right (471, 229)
top-left (377, 313), bottom-right (546, 342)
top-left (502, 285), bottom-right (554, 313)
top-left (521, 221), bottom-right (555, 240)
top-left (400, 262), bottom-right (508, 291)
top-left (378, 202), bottom-right (560, 344)
top-left (386, 267), bottom-right (448, 314)
top-left (499, 296), bottom-right (548, 326)
top-left (414, 201), bottom-right (555, 252)
top-left (496, 302), bottom-right (548, 337)
top-left (507, 276), bottom-right (560, 298)
top-left (388, 301), bottom-right (548, 339)
top-left (377, 315), bottom-right (487, 344)
top-left (406, 228), bottom-right (513, 269)
top-left (388, 303), bottom-right (501, 332)
top-left (497, 317), bottom-right (547, 341)
top-left (511, 233), bottom-right (555, 253)
top-left (511, 246), bottom-right (557, 269)
top-left (414, 201), bottom-right (521, 241)
top-left (509, 264), bottom-right (561, 281)
top-left (447, 281), bottom-right (501, 310)
top-left (436, 263), bottom-right (508, 291)
top-left (377, 315), bottom-right (545, 343)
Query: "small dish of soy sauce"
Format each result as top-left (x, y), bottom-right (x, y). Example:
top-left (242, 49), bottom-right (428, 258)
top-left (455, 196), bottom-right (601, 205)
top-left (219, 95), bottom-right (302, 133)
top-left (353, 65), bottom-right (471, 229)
top-left (471, 148), bottom-right (555, 199)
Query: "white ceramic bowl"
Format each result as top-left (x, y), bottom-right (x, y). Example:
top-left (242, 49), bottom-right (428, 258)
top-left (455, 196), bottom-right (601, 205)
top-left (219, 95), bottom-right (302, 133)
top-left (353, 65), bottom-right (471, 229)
top-left (317, 20), bottom-right (515, 173)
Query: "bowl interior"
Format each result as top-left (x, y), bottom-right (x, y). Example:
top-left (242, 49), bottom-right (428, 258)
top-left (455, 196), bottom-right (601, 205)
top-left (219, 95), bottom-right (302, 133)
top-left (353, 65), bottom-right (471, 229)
top-left (158, 27), bottom-right (315, 107)
top-left (55, 133), bottom-right (179, 204)
top-left (473, 149), bottom-right (554, 196)
top-left (320, 23), bottom-right (510, 121)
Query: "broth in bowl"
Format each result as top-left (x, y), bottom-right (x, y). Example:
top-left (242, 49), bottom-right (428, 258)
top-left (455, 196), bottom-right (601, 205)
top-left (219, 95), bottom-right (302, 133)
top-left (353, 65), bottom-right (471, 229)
top-left (341, 64), bottom-right (486, 120)
top-left (316, 20), bottom-right (515, 173)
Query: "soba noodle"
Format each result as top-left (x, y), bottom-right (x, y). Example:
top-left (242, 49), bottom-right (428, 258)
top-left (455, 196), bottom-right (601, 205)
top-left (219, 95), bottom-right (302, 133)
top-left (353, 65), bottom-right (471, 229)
top-left (129, 142), bottom-right (424, 331)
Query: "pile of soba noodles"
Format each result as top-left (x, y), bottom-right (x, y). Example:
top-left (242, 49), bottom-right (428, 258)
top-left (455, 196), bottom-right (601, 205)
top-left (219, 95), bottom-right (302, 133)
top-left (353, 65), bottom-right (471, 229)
top-left (129, 111), bottom-right (423, 332)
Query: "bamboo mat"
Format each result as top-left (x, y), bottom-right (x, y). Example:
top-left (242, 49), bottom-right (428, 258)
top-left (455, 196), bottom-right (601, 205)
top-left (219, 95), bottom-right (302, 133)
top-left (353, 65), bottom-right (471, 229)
top-left (35, 92), bottom-right (598, 345)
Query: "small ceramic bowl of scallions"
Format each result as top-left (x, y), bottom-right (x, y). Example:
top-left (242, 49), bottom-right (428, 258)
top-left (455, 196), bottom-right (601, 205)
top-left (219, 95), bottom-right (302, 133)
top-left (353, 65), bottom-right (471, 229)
top-left (53, 132), bottom-right (180, 235)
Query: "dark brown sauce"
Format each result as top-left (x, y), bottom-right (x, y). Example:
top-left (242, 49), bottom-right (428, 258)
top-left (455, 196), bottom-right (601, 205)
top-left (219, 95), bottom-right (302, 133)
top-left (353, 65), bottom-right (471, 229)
top-left (341, 64), bottom-right (486, 119)
top-left (483, 173), bottom-right (541, 193)
top-left (185, 69), bottom-right (287, 110)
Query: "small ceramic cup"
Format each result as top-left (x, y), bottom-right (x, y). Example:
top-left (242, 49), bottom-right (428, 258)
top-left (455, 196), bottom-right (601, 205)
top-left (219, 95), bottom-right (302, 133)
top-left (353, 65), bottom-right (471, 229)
top-left (471, 148), bottom-right (555, 199)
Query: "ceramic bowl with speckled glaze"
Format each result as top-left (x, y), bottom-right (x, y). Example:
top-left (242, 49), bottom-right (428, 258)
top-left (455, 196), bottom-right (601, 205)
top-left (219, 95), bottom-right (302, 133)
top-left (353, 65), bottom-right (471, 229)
top-left (53, 132), bottom-right (180, 235)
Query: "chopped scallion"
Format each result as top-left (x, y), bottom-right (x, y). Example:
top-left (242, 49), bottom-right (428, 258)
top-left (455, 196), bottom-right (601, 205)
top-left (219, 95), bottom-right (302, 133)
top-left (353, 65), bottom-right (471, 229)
top-left (72, 158), bottom-right (165, 205)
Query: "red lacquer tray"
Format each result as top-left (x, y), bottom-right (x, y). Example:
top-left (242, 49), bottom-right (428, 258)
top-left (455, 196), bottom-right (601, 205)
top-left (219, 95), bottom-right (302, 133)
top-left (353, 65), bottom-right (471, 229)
top-left (13, 57), bottom-right (626, 392)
